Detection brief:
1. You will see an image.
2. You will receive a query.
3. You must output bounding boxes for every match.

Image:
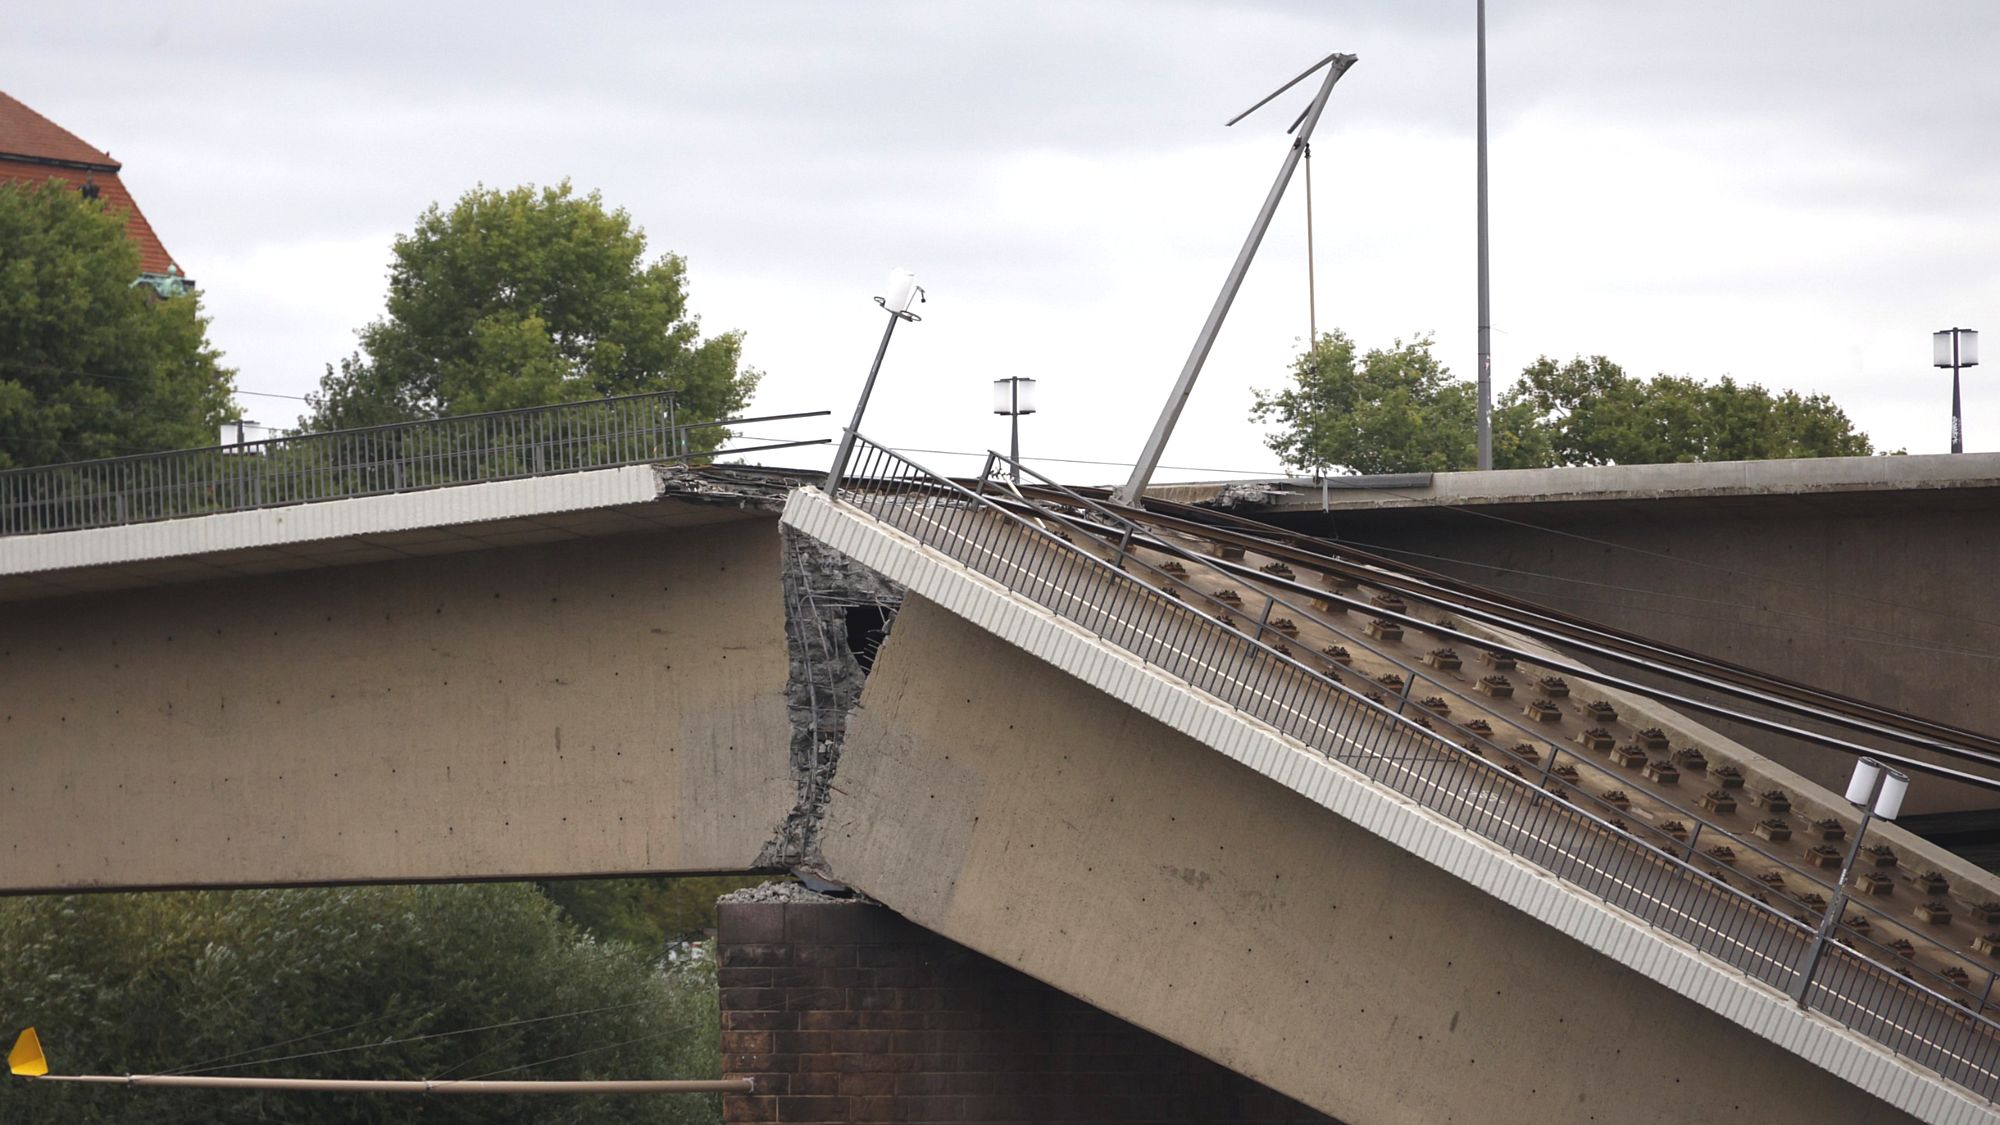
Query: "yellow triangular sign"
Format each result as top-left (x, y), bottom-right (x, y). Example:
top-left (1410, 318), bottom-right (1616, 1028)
top-left (8, 1028), bottom-right (46, 1077)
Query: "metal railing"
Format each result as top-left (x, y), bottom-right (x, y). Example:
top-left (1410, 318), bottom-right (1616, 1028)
top-left (824, 435), bottom-right (2000, 1102)
top-left (0, 393), bottom-right (828, 536)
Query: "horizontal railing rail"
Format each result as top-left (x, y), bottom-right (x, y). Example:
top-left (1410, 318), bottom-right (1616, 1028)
top-left (823, 436), bottom-right (2000, 1103)
top-left (0, 394), bottom-right (828, 536)
top-left (990, 467), bottom-right (2000, 1024)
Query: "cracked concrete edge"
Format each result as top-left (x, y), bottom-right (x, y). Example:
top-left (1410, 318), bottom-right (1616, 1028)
top-left (755, 525), bottom-right (904, 873)
top-left (780, 484), bottom-right (2000, 1125)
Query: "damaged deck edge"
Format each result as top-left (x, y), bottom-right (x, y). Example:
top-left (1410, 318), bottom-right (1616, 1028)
top-left (780, 484), bottom-right (1998, 1125)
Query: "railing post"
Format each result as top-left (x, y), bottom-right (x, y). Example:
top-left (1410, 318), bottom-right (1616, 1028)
top-left (1253, 595), bottom-right (1276, 644)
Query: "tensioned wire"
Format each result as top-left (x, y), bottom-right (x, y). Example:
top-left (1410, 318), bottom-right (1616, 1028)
top-left (158, 997), bottom-right (668, 1077)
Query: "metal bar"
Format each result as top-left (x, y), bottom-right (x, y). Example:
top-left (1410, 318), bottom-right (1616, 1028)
top-left (0, 398), bottom-right (830, 537)
top-left (826, 310), bottom-right (903, 492)
top-left (29, 1074), bottom-right (752, 1095)
top-left (1113, 53), bottom-right (1357, 508)
top-left (1475, 0), bottom-right (1492, 471)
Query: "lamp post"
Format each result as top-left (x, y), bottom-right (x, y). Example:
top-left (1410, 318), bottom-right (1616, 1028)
top-left (826, 269), bottom-right (924, 493)
top-left (1475, 0), bottom-right (1492, 470)
top-left (1791, 757), bottom-right (1908, 1005)
top-left (1935, 328), bottom-right (1979, 454)
top-left (991, 377), bottom-right (1037, 484)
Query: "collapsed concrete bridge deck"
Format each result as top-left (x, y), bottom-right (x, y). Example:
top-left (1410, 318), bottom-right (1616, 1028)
top-left (5, 457), bottom-right (2000, 1124)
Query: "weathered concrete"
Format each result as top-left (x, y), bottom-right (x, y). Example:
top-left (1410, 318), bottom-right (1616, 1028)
top-left (0, 519), bottom-right (796, 890)
top-left (1171, 457), bottom-right (2000, 817)
top-left (821, 596), bottom-right (1926, 1125)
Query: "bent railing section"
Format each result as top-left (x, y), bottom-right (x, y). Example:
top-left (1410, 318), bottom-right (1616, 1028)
top-left (824, 435), bottom-right (2000, 1103)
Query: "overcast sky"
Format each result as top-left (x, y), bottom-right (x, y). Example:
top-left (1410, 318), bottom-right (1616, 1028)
top-left (7, 2), bottom-right (1997, 482)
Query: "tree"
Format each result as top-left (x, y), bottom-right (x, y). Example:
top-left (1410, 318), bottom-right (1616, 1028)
top-left (0, 181), bottom-right (235, 468)
top-left (0, 885), bottom-right (720, 1125)
top-left (307, 182), bottom-right (758, 443)
top-left (1253, 332), bottom-right (1873, 475)
top-left (1250, 331), bottom-right (1546, 475)
top-left (1505, 356), bottom-right (1874, 464)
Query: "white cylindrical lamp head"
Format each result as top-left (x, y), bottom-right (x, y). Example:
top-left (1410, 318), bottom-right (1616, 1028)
top-left (1844, 757), bottom-right (1883, 806)
top-left (1874, 769), bottom-right (1909, 821)
top-left (1936, 328), bottom-right (1980, 368)
top-left (992, 377), bottom-right (1038, 415)
top-left (883, 269), bottom-right (919, 314)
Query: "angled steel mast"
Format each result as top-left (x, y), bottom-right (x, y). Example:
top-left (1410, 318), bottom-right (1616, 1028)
top-left (1112, 51), bottom-right (1357, 509)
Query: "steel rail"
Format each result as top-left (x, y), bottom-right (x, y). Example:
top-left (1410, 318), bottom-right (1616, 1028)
top-left (1131, 491), bottom-right (2000, 758)
top-left (824, 439), bottom-right (2000, 1099)
top-left (1046, 487), bottom-right (2000, 775)
top-left (1021, 497), bottom-right (2000, 790)
top-left (0, 398), bottom-right (830, 537)
top-left (975, 472), bottom-right (2000, 992)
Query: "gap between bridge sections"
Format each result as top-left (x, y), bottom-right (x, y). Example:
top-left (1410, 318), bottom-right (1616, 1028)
top-left (780, 483), bottom-right (2000, 1125)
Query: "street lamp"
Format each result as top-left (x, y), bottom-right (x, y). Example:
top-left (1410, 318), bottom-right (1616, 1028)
top-left (991, 377), bottom-right (1037, 484)
top-left (826, 269), bottom-right (924, 493)
top-left (1934, 328), bottom-right (1979, 454)
top-left (1791, 757), bottom-right (1908, 1005)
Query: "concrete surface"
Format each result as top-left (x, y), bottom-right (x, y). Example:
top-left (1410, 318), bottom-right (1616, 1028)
top-left (816, 594), bottom-right (1936, 1125)
top-left (0, 519), bottom-right (796, 890)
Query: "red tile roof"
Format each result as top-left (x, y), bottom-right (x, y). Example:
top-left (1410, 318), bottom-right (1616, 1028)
top-left (0, 91), bottom-right (179, 277)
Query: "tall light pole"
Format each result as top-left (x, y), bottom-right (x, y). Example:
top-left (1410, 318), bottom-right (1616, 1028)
top-left (826, 269), bottom-right (924, 493)
top-left (1112, 51), bottom-right (1357, 509)
top-left (1790, 757), bottom-right (1908, 1005)
top-left (1934, 328), bottom-right (1979, 454)
top-left (1475, 0), bottom-right (1493, 470)
top-left (992, 377), bottom-right (1037, 484)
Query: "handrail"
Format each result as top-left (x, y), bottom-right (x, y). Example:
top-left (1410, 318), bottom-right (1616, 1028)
top-left (823, 436), bottom-right (2000, 1103)
top-left (983, 468), bottom-right (2000, 1002)
top-left (0, 395), bottom-right (829, 537)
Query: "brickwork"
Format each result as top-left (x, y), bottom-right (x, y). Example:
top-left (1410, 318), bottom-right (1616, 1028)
top-left (718, 900), bottom-right (1340, 1124)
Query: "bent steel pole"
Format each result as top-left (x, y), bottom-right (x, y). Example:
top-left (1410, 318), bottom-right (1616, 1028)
top-left (1112, 52), bottom-right (1357, 509)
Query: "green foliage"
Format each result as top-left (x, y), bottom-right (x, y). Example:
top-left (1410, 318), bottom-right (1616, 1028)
top-left (1505, 356), bottom-right (1874, 465)
top-left (307, 181), bottom-right (758, 444)
top-left (0, 885), bottom-right (720, 1125)
top-left (0, 181), bottom-right (236, 468)
top-left (1253, 332), bottom-right (1872, 475)
top-left (1250, 331), bottom-right (1545, 474)
top-left (538, 876), bottom-right (773, 951)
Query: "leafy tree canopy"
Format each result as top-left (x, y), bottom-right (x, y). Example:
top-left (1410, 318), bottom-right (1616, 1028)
top-left (1253, 332), bottom-right (1873, 475)
top-left (307, 181), bottom-right (758, 441)
top-left (1507, 355), bottom-right (1875, 465)
top-left (1250, 331), bottom-right (1547, 475)
top-left (0, 885), bottom-right (719, 1125)
top-left (0, 181), bottom-right (235, 468)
